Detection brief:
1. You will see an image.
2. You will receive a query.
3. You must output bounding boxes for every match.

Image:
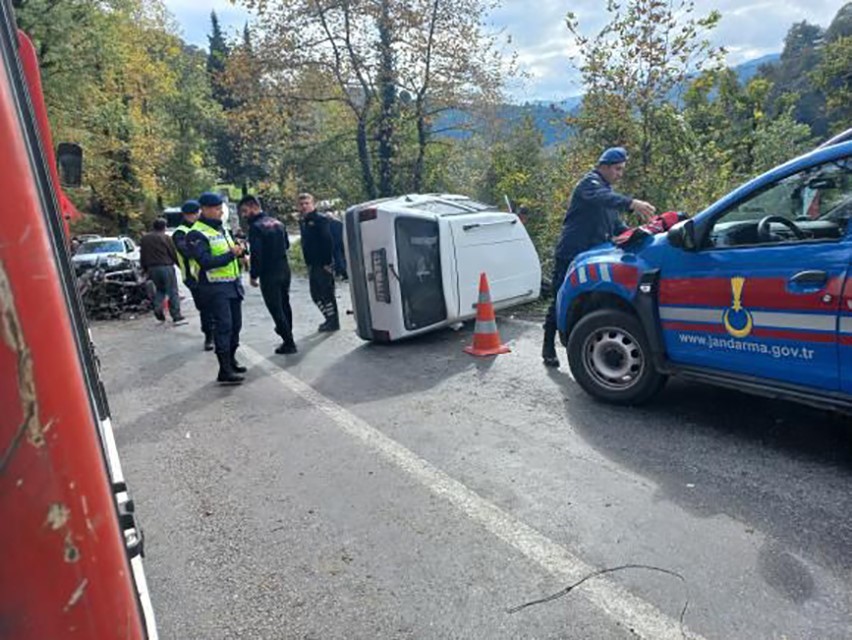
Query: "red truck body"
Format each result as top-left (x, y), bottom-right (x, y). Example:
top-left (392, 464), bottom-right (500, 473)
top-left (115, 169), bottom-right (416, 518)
top-left (0, 5), bottom-right (153, 637)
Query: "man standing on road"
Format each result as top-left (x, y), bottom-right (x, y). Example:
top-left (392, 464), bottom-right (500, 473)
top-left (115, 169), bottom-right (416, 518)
top-left (172, 200), bottom-right (215, 350)
top-left (187, 192), bottom-right (247, 385)
top-left (140, 218), bottom-right (186, 325)
top-left (542, 147), bottom-right (656, 368)
top-left (241, 195), bottom-right (297, 355)
top-left (298, 193), bottom-right (339, 332)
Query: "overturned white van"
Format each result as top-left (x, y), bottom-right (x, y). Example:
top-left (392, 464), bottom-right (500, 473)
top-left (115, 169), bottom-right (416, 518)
top-left (344, 194), bottom-right (541, 342)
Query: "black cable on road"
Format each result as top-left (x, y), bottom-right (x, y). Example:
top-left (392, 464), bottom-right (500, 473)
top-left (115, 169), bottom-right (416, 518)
top-left (507, 563), bottom-right (691, 639)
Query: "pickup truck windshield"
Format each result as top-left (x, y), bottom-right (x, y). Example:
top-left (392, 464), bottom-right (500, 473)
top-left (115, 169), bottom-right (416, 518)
top-left (78, 240), bottom-right (124, 253)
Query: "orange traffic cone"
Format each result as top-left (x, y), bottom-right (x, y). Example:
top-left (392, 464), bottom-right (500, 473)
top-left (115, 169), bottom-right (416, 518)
top-left (464, 272), bottom-right (510, 357)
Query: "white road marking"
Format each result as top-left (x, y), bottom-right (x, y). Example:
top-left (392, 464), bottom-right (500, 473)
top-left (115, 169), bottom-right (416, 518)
top-left (241, 346), bottom-right (703, 640)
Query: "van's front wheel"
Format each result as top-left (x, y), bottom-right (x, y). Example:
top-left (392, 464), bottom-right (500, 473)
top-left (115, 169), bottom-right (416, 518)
top-left (567, 309), bottom-right (666, 405)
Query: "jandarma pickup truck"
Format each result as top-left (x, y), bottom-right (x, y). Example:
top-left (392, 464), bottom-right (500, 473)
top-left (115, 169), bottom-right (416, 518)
top-left (556, 135), bottom-right (852, 414)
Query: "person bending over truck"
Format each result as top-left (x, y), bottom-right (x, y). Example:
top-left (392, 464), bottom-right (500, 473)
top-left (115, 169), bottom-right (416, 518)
top-left (542, 147), bottom-right (656, 368)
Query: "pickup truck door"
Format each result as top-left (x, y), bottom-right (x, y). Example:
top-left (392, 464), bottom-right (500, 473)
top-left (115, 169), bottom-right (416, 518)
top-left (659, 154), bottom-right (851, 391)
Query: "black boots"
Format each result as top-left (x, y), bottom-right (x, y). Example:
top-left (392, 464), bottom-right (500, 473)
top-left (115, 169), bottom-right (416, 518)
top-left (203, 332), bottom-right (214, 351)
top-left (542, 328), bottom-right (560, 368)
top-left (216, 352), bottom-right (244, 385)
top-left (275, 341), bottom-right (298, 355)
top-left (318, 318), bottom-right (340, 332)
top-left (317, 297), bottom-right (339, 332)
top-left (230, 348), bottom-right (247, 373)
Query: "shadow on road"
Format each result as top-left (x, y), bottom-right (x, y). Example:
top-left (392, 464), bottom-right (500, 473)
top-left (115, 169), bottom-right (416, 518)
top-left (560, 376), bottom-right (852, 580)
top-left (301, 321), bottom-right (525, 405)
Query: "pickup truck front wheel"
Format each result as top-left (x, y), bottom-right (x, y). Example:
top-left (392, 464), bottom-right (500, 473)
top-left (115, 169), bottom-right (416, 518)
top-left (567, 309), bottom-right (666, 405)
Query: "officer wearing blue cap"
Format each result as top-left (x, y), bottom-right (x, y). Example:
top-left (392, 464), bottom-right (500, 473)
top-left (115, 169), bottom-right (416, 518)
top-left (542, 147), bottom-right (656, 368)
top-left (172, 199), bottom-right (215, 350)
top-left (186, 192), bottom-right (247, 384)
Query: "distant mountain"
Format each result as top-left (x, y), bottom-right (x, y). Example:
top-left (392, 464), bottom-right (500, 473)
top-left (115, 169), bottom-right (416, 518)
top-left (430, 102), bottom-right (574, 146)
top-left (732, 53), bottom-right (780, 83)
top-left (433, 54), bottom-right (781, 147)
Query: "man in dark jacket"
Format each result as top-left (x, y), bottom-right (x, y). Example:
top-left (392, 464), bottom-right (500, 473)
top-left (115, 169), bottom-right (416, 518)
top-left (542, 147), bottom-right (656, 368)
top-left (186, 192), bottom-right (246, 385)
top-left (241, 195), bottom-right (297, 355)
top-left (140, 218), bottom-right (185, 324)
top-left (298, 192), bottom-right (339, 332)
top-left (172, 199), bottom-right (215, 350)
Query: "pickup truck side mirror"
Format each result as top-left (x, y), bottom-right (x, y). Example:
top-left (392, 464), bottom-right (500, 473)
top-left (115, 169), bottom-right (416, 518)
top-left (667, 218), bottom-right (697, 251)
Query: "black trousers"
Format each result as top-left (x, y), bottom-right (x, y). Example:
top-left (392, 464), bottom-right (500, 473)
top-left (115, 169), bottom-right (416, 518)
top-left (188, 285), bottom-right (215, 337)
top-left (260, 269), bottom-right (294, 343)
top-left (544, 257), bottom-right (571, 334)
top-left (200, 289), bottom-right (242, 354)
top-left (148, 265), bottom-right (181, 319)
top-left (308, 265), bottom-right (338, 322)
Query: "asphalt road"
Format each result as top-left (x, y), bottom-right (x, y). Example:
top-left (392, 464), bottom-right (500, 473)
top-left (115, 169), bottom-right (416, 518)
top-left (95, 277), bottom-right (852, 640)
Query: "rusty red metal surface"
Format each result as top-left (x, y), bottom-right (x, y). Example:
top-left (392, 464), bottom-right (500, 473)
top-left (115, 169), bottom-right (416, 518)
top-left (16, 30), bottom-right (82, 233)
top-left (0, 32), bottom-right (144, 639)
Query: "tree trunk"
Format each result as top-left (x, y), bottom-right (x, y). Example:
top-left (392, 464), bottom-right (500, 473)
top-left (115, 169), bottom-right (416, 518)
top-left (413, 99), bottom-right (428, 193)
top-left (357, 116), bottom-right (377, 199)
top-left (377, 0), bottom-right (395, 197)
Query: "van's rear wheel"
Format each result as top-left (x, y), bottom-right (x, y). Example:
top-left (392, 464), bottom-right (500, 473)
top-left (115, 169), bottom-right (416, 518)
top-left (567, 309), bottom-right (666, 405)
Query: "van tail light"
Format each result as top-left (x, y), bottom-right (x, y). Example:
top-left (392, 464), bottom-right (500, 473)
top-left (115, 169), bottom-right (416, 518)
top-left (372, 329), bottom-right (391, 343)
top-left (359, 208), bottom-right (377, 222)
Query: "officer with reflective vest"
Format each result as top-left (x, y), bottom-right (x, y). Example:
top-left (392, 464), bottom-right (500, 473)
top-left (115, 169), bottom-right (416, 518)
top-left (542, 147), bottom-right (657, 368)
top-left (186, 192), bottom-right (247, 385)
top-left (172, 199), bottom-right (215, 351)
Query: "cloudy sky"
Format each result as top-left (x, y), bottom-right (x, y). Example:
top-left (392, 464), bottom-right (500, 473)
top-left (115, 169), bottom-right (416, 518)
top-left (163, 0), bottom-right (845, 102)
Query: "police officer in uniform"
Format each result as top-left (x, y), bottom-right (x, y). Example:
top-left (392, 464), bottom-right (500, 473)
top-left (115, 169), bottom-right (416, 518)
top-left (241, 195), bottom-right (297, 355)
top-left (172, 200), bottom-right (215, 351)
top-left (186, 192), bottom-right (247, 385)
top-left (297, 192), bottom-right (339, 332)
top-left (542, 147), bottom-right (656, 368)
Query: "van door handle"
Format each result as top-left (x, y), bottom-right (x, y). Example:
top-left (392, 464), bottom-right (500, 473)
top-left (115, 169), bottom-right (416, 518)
top-left (789, 270), bottom-right (827, 287)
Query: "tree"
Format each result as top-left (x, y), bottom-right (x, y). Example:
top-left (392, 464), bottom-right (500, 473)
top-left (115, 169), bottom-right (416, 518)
top-left (825, 3), bottom-right (852, 42)
top-left (393, 0), bottom-right (507, 192)
top-left (234, 0), bottom-right (509, 200)
top-left (207, 10), bottom-right (230, 103)
top-left (221, 26), bottom-right (290, 195)
top-left (160, 45), bottom-right (222, 202)
top-left (207, 11), bottom-right (246, 187)
top-left (812, 36), bottom-right (852, 134)
top-left (761, 21), bottom-right (827, 135)
top-left (376, 0), bottom-right (396, 197)
top-left (13, 0), bottom-right (225, 231)
top-left (479, 114), bottom-right (563, 262)
top-left (565, 0), bottom-right (724, 206)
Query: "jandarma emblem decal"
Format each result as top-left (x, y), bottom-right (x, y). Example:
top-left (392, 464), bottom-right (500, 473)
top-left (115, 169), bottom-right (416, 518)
top-left (723, 276), bottom-right (753, 338)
